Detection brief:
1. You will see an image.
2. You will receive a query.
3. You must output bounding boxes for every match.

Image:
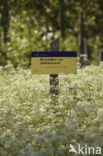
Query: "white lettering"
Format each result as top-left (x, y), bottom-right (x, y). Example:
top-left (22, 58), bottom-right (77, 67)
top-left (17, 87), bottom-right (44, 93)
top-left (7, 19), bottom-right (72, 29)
top-left (78, 144), bottom-right (84, 154)
top-left (96, 147), bottom-right (101, 155)
top-left (84, 144), bottom-right (88, 154)
top-left (88, 147), bottom-right (95, 154)
top-left (69, 144), bottom-right (102, 155)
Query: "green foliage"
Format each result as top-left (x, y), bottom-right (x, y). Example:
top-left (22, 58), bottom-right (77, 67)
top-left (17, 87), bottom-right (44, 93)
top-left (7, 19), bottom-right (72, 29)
top-left (1, 0), bottom-right (103, 66)
top-left (60, 37), bottom-right (78, 51)
top-left (6, 11), bottom-right (78, 67)
top-left (0, 64), bottom-right (103, 155)
top-left (6, 12), bottom-right (51, 67)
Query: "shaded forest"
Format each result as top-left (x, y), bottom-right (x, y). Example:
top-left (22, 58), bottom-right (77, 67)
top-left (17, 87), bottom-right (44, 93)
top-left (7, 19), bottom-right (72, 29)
top-left (0, 1), bottom-right (103, 155)
top-left (0, 0), bottom-right (103, 67)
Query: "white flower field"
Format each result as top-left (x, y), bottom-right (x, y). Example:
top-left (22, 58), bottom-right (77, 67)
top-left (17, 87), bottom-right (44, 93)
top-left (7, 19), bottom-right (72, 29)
top-left (0, 64), bottom-right (103, 156)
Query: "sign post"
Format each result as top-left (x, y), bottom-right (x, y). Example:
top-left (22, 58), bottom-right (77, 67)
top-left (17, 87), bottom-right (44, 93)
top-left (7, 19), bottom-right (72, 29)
top-left (31, 51), bottom-right (77, 74)
top-left (50, 39), bottom-right (59, 103)
top-left (31, 40), bottom-right (77, 104)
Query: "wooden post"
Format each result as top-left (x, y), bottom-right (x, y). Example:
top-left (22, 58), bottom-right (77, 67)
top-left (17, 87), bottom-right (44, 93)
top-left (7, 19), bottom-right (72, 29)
top-left (50, 39), bottom-right (59, 103)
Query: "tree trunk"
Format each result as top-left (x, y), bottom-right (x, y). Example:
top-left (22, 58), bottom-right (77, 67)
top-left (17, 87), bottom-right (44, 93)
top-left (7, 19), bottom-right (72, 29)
top-left (0, 0), bottom-right (9, 65)
top-left (59, 0), bottom-right (65, 38)
top-left (78, 12), bottom-right (85, 66)
top-left (1, 0), bottom-right (9, 43)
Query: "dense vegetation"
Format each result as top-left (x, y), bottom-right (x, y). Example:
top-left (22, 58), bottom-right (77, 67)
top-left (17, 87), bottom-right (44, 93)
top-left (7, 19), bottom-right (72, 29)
top-left (0, 0), bottom-right (103, 66)
top-left (0, 1), bottom-right (103, 155)
top-left (0, 64), bottom-right (103, 155)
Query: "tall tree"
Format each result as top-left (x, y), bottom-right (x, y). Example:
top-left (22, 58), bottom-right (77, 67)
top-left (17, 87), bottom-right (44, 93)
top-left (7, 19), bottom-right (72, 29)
top-left (0, 0), bottom-right (9, 65)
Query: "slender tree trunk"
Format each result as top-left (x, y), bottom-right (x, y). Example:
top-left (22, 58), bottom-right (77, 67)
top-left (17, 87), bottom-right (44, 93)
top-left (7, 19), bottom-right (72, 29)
top-left (1, 0), bottom-right (9, 43)
top-left (78, 12), bottom-right (84, 54)
top-left (0, 0), bottom-right (9, 65)
top-left (78, 12), bottom-right (85, 66)
top-left (59, 0), bottom-right (65, 38)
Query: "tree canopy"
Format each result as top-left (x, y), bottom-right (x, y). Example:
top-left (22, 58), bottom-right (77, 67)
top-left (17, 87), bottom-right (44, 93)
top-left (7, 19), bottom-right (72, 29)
top-left (0, 0), bottom-right (103, 66)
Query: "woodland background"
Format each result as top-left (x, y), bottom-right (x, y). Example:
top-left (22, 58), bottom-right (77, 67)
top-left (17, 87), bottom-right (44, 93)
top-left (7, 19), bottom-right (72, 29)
top-left (0, 0), bottom-right (103, 67)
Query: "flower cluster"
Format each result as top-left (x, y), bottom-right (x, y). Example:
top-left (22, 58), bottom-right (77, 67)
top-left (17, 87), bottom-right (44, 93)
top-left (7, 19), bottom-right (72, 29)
top-left (0, 64), bottom-right (103, 156)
